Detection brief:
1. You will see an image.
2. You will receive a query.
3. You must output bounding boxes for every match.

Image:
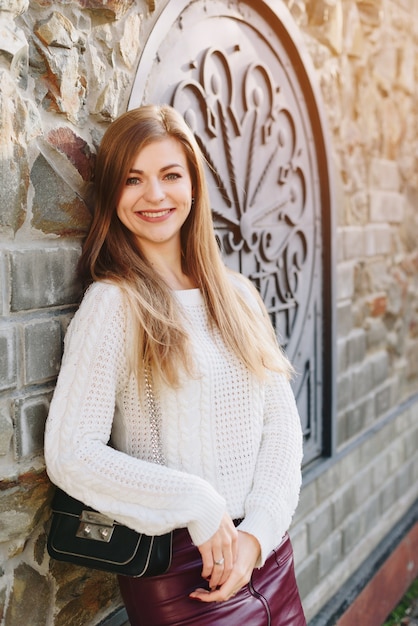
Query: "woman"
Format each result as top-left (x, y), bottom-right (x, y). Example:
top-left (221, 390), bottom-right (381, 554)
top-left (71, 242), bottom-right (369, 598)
top-left (44, 104), bottom-right (306, 625)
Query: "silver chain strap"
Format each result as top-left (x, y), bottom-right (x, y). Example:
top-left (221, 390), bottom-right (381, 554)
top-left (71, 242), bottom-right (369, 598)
top-left (144, 366), bottom-right (165, 466)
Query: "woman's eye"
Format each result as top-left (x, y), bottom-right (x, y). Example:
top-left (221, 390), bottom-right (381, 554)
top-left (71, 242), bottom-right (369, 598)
top-left (126, 177), bottom-right (140, 186)
top-left (165, 172), bottom-right (180, 181)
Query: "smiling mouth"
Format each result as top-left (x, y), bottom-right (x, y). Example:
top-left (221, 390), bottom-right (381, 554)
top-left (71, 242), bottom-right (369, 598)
top-left (138, 209), bottom-right (173, 218)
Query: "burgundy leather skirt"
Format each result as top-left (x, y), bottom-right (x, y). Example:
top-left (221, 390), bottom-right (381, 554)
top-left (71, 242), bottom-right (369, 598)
top-left (118, 528), bottom-right (306, 626)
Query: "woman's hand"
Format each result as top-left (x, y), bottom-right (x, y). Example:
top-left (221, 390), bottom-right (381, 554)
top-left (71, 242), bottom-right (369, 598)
top-left (194, 513), bottom-right (238, 592)
top-left (190, 528), bottom-right (261, 603)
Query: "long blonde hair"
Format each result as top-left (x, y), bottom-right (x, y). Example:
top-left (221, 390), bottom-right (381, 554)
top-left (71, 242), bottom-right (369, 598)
top-left (78, 104), bottom-right (292, 386)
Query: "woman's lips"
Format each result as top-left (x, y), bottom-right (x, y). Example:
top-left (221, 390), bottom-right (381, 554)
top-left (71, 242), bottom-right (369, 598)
top-left (136, 209), bottom-right (174, 219)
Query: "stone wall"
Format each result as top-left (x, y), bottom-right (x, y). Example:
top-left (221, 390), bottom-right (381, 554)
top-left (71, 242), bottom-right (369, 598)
top-left (0, 0), bottom-right (417, 624)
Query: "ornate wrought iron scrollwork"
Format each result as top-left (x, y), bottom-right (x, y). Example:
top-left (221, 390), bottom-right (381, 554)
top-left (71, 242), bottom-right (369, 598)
top-left (173, 48), bottom-right (309, 347)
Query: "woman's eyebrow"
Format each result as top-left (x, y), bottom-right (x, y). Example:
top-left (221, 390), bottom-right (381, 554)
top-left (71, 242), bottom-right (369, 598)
top-left (129, 163), bottom-right (185, 174)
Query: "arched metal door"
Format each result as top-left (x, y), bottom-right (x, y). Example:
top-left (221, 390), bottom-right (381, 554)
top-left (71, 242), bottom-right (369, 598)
top-left (129, 0), bottom-right (335, 466)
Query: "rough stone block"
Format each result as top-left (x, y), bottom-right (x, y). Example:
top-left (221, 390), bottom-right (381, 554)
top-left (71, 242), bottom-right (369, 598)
top-left (343, 226), bottom-right (365, 260)
top-left (0, 326), bottom-right (17, 391)
top-left (336, 228), bottom-right (344, 263)
top-left (364, 316), bottom-right (387, 350)
top-left (336, 261), bottom-right (355, 300)
top-left (369, 158), bottom-right (400, 191)
top-left (364, 224), bottom-right (392, 256)
top-left (369, 190), bottom-right (404, 223)
top-left (346, 396), bottom-right (375, 439)
top-left (336, 299), bottom-right (354, 337)
top-left (24, 319), bottom-right (62, 384)
top-left (10, 245), bottom-right (82, 311)
top-left (14, 394), bottom-right (50, 459)
top-left (4, 564), bottom-right (52, 625)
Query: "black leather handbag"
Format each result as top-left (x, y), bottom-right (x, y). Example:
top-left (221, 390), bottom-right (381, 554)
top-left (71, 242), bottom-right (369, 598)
top-left (47, 368), bottom-right (172, 577)
top-left (47, 488), bottom-right (172, 576)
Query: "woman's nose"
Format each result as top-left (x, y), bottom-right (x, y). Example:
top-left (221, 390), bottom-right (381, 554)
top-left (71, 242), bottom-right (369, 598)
top-left (144, 178), bottom-right (165, 203)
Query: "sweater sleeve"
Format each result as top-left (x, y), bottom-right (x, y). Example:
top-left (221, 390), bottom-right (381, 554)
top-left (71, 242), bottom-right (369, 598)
top-left (44, 282), bottom-right (226, 546)
top-left (237, 372), bottom-right (304, 566)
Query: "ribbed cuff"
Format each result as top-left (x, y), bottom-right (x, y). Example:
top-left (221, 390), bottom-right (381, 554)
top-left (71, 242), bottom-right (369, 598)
top-left (186, 485), bottom-right (227, 547)
top-left (236, 508), bottom-right (286, 567)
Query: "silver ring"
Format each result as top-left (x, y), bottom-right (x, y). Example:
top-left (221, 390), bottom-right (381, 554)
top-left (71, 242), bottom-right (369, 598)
top-left (214, 557), bottom-right (225, 566)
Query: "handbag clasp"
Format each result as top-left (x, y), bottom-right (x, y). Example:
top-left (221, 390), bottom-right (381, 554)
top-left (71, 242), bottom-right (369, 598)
top-left (76, 510), bottom-right (115, 542)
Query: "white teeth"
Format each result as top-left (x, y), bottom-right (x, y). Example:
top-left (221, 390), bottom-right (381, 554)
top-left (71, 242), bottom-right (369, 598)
top-left (140, 210), bottom-right (171, 218)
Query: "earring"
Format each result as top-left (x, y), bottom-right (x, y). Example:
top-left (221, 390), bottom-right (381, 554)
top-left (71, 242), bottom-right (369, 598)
top-left (191, 198), bottom-right (195, 207)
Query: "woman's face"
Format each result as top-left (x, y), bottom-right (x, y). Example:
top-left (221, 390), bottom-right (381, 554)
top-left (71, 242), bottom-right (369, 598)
top-left (116, 137), bottom-right (193, 257)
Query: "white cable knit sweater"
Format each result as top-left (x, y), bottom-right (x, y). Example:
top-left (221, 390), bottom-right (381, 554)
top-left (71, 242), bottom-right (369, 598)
top-left (44, 281), bottom-right (303, 566)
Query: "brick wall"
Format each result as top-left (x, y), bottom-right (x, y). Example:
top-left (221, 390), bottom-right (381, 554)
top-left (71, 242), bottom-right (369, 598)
top-left (0, 0), bottom-right (417, 624)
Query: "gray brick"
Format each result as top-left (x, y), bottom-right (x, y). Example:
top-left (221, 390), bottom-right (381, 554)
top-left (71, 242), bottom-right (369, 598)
top-left (0, 326), bottom-right (17, 391)
top-left (346, 328), bottom-right (366, 366)
top-left (375, 382), bottom-right (392, 417)
top-left (0, 402), bottom-right (14, 455)
top-left (363, 493), bottom-right (381, 533)
top-left (295, 553), bottom-right (319, 600)
top-left (336, 299), bottom-right (354, 337)
top-left (24, 319), bottom-right (62, 384)
top-left (307, 502), bottom-right (334, 551)
top-left (370, 350), bottom-right (389, 385)
top-left (354, 467), bottom-right (373, 506)
top-left (404, 425), bottom-right (418, 459)
top-left (0, 250), bottom-right (10, 316)
top-left (10, 245), bottom-right (82, 311)
top-left (289, 524), bottom-right (308, 564)
top-left (337, 337), bottom-right (348, 373)
top-left (342, 510), bottom-right (364, 555)
top-left (332, 485), bottom-right (356, 527)
top-left (337, 411), bottom-right (348, 446)
top-left (379, 474), bottom-right (397, 511)
top-left (346, 396), bottom-right (375, 439)
top-left (317, 464), bottom-right (342, 502)
top-left (395, 461), bottom-right (414, 500)
top-left (293, 481), bottom-right (317, 524)
top-left (14, 394), bottom-right (51, 459)
top-left (352, 360), bottom-right (374, 399)
top-left (319, 530), bottom-right (343, 578)
top-left (371, 454), bottom-right (390, 490)
top-left (388, 439), bottom-right (406, 473)
top-left (337, 371), bottom-right (352, 410)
